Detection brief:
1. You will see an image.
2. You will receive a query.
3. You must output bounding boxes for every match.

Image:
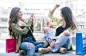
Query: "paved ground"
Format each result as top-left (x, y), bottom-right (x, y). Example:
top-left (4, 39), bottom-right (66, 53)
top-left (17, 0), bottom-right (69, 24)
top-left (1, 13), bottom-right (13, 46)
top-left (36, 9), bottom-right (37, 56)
top-left (0, 40), bottom-right (86, 56)
top-left (0, 51), bottom-right (81, 56)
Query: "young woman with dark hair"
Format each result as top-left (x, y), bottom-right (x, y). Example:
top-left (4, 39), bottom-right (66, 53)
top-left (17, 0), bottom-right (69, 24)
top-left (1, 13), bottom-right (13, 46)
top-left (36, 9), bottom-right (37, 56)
top-left (8, 7), bottom-right (45, 56)
top-left (39, 4), bottom-right (77, 54)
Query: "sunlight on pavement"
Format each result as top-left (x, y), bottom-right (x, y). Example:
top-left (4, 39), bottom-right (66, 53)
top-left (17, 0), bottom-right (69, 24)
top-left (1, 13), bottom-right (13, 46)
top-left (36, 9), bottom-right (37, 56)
top-left (73, 51), bottom-right (75, 54)
top-left (0, 40), bottom-right (6, 53)
top-left (0, 40), bottom-right (6, 43)
top-left (0, 48), bottom-right (6, 53)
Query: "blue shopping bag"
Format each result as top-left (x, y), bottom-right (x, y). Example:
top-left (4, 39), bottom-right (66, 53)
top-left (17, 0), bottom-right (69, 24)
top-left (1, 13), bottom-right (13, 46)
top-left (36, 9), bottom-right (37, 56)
top-left (76, 33), bottom-right (85, 55)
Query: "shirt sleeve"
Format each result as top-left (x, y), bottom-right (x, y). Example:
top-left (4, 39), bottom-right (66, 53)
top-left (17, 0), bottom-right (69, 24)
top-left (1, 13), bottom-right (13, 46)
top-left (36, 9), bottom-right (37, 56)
top-left (48, 11), bottom-right (62, 26)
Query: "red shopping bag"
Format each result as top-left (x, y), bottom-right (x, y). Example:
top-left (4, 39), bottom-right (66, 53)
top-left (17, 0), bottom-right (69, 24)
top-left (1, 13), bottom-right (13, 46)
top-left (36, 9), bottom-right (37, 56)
top-left (6, 39), bottom-right (17, 53)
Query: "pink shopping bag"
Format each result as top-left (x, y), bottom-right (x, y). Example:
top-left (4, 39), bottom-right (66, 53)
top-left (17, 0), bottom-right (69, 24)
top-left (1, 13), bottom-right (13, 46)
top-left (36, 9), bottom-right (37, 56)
top-left (6, 39), bottom-right (17, 53)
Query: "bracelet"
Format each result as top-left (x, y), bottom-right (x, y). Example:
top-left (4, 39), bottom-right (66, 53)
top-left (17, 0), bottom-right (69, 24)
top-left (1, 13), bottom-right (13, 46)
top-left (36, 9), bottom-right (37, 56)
top-left (49, 11), bottom-right (53, 14)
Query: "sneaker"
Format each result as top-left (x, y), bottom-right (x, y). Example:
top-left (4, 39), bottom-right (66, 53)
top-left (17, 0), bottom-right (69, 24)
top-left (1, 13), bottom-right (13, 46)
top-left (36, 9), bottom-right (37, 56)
top-left (19, 50), bottom-right (27, 56)
top-left (38, 48), bottom-right (44, 53)
top-left (60, 47), bottom-right (67, 54)
top-left (38, 48), bottom-right (50, 53)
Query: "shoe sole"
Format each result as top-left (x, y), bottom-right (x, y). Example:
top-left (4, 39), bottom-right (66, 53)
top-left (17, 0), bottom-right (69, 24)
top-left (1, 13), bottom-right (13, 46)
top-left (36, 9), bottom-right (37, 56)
top-left (62, 49), bottom-right (67, 54)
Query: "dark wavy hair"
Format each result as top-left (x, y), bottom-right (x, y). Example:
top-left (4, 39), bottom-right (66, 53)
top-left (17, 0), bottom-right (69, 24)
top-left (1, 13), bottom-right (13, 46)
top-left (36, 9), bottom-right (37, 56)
top-left (8, 7), bottom-right (20, 38)
top-left (61, 7), bottom-right (76, 30)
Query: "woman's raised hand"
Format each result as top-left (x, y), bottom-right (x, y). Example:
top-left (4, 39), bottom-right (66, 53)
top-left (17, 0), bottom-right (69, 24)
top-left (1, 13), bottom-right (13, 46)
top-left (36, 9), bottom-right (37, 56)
top-left (51, 4), bottom-right (60, 13)
top-left (28, 14), bottom-right (35, 21)
top-left (54, 4), bottom-right (60, 9)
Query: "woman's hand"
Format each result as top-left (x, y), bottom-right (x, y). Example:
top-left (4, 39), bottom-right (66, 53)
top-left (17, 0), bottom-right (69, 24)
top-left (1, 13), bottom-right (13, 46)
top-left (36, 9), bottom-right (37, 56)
top-left (54, 4), bottom-right (60, 9)
top-left (50, 41), bottom-right (55, 48)
top-left (28, 14), bottom-right (35, 21)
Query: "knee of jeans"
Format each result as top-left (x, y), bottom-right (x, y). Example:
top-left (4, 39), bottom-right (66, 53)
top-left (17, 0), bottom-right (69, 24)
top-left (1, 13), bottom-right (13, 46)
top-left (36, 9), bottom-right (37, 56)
top-left (27, 44), bottom-right (35, 50)
top-left (44, 27), bottom-right (51, 34)
top-left (63, 30), bottom-right (70, 36)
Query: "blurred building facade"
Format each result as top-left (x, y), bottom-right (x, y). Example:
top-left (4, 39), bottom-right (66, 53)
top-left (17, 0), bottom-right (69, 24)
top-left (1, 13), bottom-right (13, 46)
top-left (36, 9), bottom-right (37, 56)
top-left (0, 0), bottom-right (86, 39)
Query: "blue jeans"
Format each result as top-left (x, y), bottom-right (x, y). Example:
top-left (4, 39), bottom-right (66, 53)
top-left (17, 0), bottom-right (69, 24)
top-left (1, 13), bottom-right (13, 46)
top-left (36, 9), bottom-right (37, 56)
top-left (28, 36), bottom-right (45, 50)
top-left (20, 37), bottom-right (45, 56)
top-left (48, 34), bottom-right (71, 52)
top-left (62, 37), bottom-right (71, 50)
top-left (20, 42), bottom-right (35, 56)
top-left (44, 32), bottom-right (54, 44)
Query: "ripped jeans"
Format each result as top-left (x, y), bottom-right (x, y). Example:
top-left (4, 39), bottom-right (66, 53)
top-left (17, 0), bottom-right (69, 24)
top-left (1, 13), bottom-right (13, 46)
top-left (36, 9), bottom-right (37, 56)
top-left (20, 36), bottom-right (45, 56)
top-left (20, 42), bottom-right (35, 56)
top-left (48, 34), bottom-right (71, 52)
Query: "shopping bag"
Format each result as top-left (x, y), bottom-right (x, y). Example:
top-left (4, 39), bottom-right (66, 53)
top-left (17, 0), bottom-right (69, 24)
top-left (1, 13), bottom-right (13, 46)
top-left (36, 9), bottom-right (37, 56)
top-left (6, 39), bottom-right (17, 53)
top-left (76, 33), bottom-right (85, 55)
top-left (83, 37), bottom-right (86, 53)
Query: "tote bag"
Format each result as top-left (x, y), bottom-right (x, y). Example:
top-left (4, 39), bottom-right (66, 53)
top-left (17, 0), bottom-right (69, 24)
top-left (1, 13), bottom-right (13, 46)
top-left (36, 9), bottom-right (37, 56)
top-left (6, 39), bottom-right (17, 53)
top-left (76, 33), bottom-right (86, 55)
